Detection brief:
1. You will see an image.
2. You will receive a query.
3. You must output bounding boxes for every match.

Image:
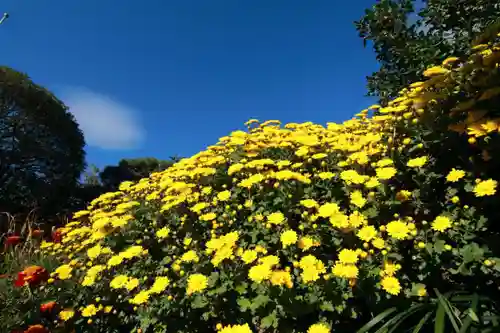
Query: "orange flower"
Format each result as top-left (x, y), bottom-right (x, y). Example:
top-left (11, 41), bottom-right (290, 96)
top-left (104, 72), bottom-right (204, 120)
top-left (14, 266), bottom-right (48, 287)
top-left (24, 325), bottom-right (49, 333)
top-left (40, 301), bottom-right (56, 313)
top-left (5, 235), bottom-right (22, 247)
top-left (30, 230), bottom-right (44, 238)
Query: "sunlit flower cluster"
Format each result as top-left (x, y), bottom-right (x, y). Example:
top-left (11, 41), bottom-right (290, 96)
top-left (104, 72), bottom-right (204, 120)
top-left (9, 32), bottom-right (500, 333)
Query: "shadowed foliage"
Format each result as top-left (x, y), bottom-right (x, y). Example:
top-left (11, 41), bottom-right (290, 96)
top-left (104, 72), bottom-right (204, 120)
top-left (0, 66), bottom-right (86, 222)
top-left (355, 0), bottom-right (500, 105)
top-left (99, 157), bottom-right (181, 191)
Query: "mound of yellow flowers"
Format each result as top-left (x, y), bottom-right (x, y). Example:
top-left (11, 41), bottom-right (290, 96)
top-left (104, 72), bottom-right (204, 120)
top-left (28, 34), bottom-right (500, 333)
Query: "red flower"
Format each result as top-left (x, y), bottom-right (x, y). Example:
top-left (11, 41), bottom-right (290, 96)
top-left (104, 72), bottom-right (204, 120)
top-left (51, 229), bottom-right (63, 243)
top-left (30, 230), bottom-right (44, 238)
top-left (5, 235), bottom-right (22, 247)
top-left (40, 301), bottom-right (56, 313)
top-left (14, 272), bottom-right (25, 287)
top-left (24, 325), bottom-right (49, 333)
top-left (14, 266), bottom-right (49, 287)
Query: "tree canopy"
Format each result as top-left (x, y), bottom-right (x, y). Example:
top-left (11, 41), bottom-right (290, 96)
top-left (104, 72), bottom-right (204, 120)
top-left (0, 66), bottom-right (86, 217)
top-left (99, 157), bottom-right (181, 191)
top-left (355, 0), bottom-right (500, 105)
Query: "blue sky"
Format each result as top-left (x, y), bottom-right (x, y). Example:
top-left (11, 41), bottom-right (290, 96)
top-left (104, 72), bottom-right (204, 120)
top-left (1, 0), bottom-right (380, 170)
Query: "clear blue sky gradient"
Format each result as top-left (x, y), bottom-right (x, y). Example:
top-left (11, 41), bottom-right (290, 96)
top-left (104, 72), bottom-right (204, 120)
top-left (1, 0), bottom-right (380, 170)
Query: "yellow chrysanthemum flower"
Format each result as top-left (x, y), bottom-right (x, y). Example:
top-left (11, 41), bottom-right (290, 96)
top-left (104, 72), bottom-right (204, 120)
top-left (129, 290), bottom-right (151, 305)
top-left (186, 273), bottom-right (208, 295)
top-left (110, 275), bottom-right (130, 289)
top-left (81, 304), bottom-right (98, 317)
top-left (431, 216), bottom-right (452, 232)
top-left (381, 276), bottom-right (401, 295)
top-left (386, 220), bottom-right (410, 240)
top-left (473, 179), bottom-right (497, 197)
top-left (338, 249), bottom-right (359, 264)
top-left (407, 156), bottom-right (428, 168)
top-left (59, 309), bottom-right (75, 321)
top-left (307, 323), bottom-right (331, 333)
top-left (446, 168), bottom-right (465, 182)
top-left (248, 264), bottom-right (272, 283)
top-left (357, 225), bottom-right (377, 242)
top-left (241, 249), bottom-right (258, 264)
top-left (267, 212), bottom-right (286, 225)
top-left (280, 230), bottom-right (298, 248)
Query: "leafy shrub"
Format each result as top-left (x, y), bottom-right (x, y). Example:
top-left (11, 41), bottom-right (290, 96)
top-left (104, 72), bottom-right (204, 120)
top-left (0, 215), bottom-right (59, 333)
top-left (4, 32), bottom-right (500, 333)
top-left (358, 289), bottom-right (500, 333)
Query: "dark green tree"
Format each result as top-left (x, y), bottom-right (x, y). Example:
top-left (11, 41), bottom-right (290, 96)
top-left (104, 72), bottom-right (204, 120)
top-left (62, 158), bottom-right (181, 216)
top-left (65, 164), bottom-right (106, 213)
top-left (82, 164), bottom-right (102, 186)
top-left (99, 157), bottom-right (180, 191)
top-left (355, 0), bottom-right (500, 105)
top-left (0, 66), bottom-right (86, 217)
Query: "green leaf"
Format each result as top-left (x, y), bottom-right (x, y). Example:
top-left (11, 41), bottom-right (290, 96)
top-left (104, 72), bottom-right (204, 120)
top-left (250, 294), bottom-right (270, 312)
top-left (464, 183), bottom-right (474, 192)
top-left (491, 258), bottom-right (500, 272)
top-left (386, 304), bottom-right (426, 333)
top-left (273, 197), bottom-right (284, 205)
top-left (411, 283), bottom-right (427, 297)
top-left (387, 253), bottom-right (403, 261)
top-left (461, 243), bottom-right (484, 263)
top-left (235, 283), bottom-right (248, 294)
top-left (306, 292), bottom-right (319, 304)
top-left (191, 295), bottom-right (208, 309)
top-left (425, 243), bottom-right (434, 255)
top-left (261, 311), bottom-right (278, 329)
top-left (356, 307), bottom-right (397, 333)
top-left (434, 240), bottom-right (446, 254)
top-left (467, 309), bottom-right (479, 323)
top-left (367, 304), bottom-right (425, 333)
top-left (374, 328), bottom-right (388, 333)
top-left (320, 301), bottom-right (335, 312)
top-left (435, 301), bottom-right (446, 333)
top-left (412, 311), bottom-right (432, 333)
top-left (458, 264), bottom-right (473, 276)
top-left (237, 297), bottom-right (251, 312)
top-left (459, 294), bottom-right (479, 333)
top-left (435, 289), bottom-right (460, 333)
top-left (363, 207), bottom-right (379, 218)
top-left (208, 272), bottom-right (219, 287)
top-left (476, 216), bottom-right (488, 229)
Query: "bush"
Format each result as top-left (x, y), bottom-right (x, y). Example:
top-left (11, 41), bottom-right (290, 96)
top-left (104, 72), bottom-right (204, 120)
top-left (4, 33), bottom-right (500, 333)
top-left (0, 215), bottom-right (59, 333)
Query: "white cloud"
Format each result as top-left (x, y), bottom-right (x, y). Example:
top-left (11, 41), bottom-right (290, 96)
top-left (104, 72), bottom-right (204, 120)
top-left (60, 87), bottom-right (145, 150)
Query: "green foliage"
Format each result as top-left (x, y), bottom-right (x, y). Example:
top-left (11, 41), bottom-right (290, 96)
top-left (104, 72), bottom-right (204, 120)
top-left (0, 66), bottom-right (86, 219)
top-left (355, 0), bottom-right (500, 104)
top-left (83, 165), bottom-right (102, 187)
top-left (99, 157), bottom-right (181, 191)
top-left (360, 290), bottom-right (500, 333)
top-left (0, 219), bottom-right (60, 332)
